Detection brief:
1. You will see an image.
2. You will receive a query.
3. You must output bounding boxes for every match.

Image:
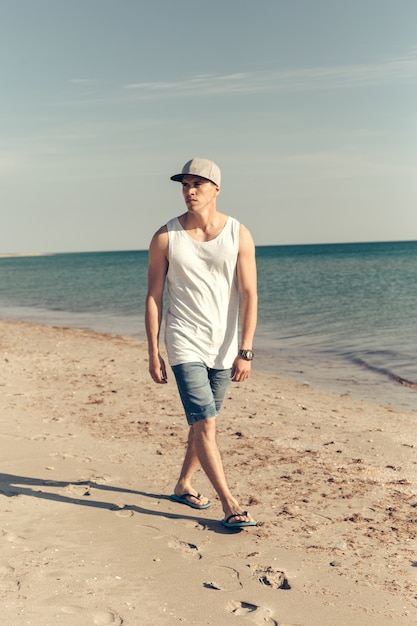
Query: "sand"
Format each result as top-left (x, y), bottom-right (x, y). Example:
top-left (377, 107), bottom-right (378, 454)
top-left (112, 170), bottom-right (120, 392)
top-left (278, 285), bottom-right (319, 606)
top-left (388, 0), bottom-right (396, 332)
top-left (0, 319), bottom-right (416, 625)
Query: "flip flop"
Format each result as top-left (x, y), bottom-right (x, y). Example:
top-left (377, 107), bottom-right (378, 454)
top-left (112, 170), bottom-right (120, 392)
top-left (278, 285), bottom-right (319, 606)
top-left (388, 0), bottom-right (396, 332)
top-left (221, 511), bottom-right (257, 528)
top-left (170, 492), bottom-right (212, 510)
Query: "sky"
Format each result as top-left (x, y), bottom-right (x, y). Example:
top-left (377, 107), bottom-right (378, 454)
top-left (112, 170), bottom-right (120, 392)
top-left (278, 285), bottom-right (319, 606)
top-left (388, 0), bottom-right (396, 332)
top-left (1, 0), bottom-right (416, 253)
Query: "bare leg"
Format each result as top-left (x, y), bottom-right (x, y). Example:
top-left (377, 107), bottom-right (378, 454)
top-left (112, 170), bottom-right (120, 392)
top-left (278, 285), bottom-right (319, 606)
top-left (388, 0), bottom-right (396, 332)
top-left (191, 417), bottom-right (255, 523)
top-left (173, 425), bottom-right (210, 506)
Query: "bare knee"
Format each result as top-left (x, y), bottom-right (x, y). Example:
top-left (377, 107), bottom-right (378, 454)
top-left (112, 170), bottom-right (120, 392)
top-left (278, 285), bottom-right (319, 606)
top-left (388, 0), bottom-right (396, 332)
top-left (193, 417), bottom-right (217, 441)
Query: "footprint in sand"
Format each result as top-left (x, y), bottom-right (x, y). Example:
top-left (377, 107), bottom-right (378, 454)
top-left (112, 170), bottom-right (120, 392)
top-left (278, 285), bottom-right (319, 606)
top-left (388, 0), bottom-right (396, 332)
top-left (109, 453), bottom-right (134, 464)
top-left (50, 451), bottom-right (93, 463)
top-left (50, 451), bottom-right (72, 461)
top-left (203, 565), bottom-right (242, 591)
top-left (42, 416), bottom-right (63, 423)
top-left (88, 473), bottom-right (113, 483)
top-left (0, 563), bottom-right (15, 576)
top-left (65, 484), bottom-right (92, 497)
top-left (183, 519), bottom-right (207, 531)
top-left (0, 562), bottom-right (20, 593)
top-left (167, 538), bottom-right (202, 559)
top-left (1, 529), bottom-right (26, 545)
top-left (61, 606), bottom-right (123, 625)
top-left (227, 601), bottom-right (278, 626)
top-left (115, 508), bottom-right (134, 518)
top-left (131, 523), bottom-right (164, 542)
top-left (248, 564), bottom-right (291, 589)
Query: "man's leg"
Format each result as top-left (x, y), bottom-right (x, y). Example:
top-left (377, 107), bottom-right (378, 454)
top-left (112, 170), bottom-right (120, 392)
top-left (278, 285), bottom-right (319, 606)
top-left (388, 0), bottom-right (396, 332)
top-left (173, 425), bottom-right (210, 507)
top-left (192, 416), bottom-right (255, 523)
top-left (171, 362), bottom-right (255, 522)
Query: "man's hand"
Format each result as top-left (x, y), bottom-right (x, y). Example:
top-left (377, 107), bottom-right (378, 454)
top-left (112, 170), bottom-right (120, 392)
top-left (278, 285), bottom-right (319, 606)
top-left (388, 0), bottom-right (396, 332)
top-left (149, 354), bottom-right (168, 384)
top-left (231, 355), bottom-right (251, 382)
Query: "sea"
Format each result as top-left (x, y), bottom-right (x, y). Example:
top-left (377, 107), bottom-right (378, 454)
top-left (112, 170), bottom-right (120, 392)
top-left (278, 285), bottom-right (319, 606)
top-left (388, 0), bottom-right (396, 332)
top-left (0, 241), bottom-right (416, 411)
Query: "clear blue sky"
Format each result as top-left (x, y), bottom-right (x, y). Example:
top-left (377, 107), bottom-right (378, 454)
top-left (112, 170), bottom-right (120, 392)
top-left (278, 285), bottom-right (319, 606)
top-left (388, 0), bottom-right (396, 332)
top-left (1, 0), bottom-right (416, 253)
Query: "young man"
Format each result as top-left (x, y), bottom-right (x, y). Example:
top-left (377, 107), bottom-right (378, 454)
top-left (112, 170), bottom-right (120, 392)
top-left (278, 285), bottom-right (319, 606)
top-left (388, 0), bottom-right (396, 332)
top-left (145, 157), bottom-right (258, 528)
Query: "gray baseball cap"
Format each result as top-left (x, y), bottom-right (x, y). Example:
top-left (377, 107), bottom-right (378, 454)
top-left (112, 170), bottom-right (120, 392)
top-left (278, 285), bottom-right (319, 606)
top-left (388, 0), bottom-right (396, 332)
top-left (170, 157), bottom-right (221, 187)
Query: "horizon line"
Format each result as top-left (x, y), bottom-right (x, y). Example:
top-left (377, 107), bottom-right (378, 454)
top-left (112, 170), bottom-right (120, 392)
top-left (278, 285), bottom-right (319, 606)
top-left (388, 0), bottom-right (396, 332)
top-left (1, 238), bottom-right (416, 258)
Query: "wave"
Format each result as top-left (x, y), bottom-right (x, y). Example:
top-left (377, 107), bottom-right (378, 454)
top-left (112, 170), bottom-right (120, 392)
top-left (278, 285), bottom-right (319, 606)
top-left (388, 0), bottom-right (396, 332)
top-left (348, 355), bottom-right (417, 390)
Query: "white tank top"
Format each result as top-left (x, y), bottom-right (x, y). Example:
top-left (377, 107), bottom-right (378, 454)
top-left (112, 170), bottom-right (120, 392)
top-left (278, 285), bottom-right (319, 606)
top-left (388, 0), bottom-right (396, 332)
top-left (165, 216), bottom-right (240, 369)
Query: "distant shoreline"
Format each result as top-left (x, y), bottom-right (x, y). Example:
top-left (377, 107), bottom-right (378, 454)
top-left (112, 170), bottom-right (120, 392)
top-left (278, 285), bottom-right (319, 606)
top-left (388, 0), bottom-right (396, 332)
top-left (0, 253), bottom-right (55, 258)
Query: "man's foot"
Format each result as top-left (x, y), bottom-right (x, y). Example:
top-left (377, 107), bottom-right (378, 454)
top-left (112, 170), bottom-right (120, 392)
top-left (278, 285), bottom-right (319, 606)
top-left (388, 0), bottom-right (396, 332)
top-left (221, 511), bottom-right (257, 528)
top-left (170, 492), bottom-right (211, 510)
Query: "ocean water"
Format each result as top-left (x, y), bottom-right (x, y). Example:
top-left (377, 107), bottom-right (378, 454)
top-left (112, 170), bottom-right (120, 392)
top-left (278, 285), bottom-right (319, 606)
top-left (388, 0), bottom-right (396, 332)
top-left (0, 241), bottom-right (416, 410)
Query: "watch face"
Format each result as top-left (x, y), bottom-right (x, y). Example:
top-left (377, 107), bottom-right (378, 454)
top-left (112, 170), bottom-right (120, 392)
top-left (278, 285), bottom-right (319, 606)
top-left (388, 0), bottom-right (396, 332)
top-left (240, 349), bottom-right (254, 360)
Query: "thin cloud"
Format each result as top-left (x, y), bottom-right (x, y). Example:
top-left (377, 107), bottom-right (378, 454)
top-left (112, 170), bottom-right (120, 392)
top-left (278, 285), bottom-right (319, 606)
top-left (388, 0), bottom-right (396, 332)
top-left (275, 150), bottom-right (396, 180)
top-left (124, 50), bottom-right (417, 99)
top-left (68, 79), bottom-right (96, 85)
top-left (124, 73), bottom-right (249, 95)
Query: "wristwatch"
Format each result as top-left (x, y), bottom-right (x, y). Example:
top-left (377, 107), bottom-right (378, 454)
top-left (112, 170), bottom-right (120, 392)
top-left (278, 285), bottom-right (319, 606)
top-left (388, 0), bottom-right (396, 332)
top-left (238, 349), bottom-right (254, 361)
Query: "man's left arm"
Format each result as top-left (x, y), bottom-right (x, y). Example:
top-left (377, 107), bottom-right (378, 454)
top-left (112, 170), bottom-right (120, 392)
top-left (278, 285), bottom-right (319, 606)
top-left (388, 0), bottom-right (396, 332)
top-left (231, 224), bottom-right (258, 382)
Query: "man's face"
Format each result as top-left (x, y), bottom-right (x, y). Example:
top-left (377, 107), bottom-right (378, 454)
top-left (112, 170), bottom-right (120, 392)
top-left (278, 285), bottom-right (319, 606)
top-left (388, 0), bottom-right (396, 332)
top-left (181, 175), bottom-right (219, 211)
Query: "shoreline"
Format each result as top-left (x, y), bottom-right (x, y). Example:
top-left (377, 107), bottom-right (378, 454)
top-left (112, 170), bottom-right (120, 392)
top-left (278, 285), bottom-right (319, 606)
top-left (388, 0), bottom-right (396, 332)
top-left (1, 311), bottom-right (416, 412)
top-left (1, 319), bottom-right (416, 624)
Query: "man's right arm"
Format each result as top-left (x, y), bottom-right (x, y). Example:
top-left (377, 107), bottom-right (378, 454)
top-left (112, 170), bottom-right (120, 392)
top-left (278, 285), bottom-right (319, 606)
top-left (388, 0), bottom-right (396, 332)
top-left (145, 226), bottom-right (169, 383)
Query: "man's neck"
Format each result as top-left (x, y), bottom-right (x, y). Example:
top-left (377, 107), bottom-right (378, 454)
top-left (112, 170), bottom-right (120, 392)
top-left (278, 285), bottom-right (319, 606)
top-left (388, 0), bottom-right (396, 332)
top-left (179, 209), bottom-right (227, 242)
top-left (183, 206), bottom-right (218, 229)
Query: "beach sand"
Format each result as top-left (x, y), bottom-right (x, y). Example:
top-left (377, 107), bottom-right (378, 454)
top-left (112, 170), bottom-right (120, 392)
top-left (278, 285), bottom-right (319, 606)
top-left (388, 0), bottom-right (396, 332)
top-left (1, 320), bottom-right (416, 625)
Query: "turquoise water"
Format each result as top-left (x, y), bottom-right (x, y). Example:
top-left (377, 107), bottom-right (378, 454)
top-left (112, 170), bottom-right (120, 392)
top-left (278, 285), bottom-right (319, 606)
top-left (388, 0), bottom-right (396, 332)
top-left (0, 241), bottom-right (416, 409)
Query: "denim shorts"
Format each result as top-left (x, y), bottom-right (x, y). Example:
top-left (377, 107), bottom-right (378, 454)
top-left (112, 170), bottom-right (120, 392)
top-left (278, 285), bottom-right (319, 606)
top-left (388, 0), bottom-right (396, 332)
top-left (171, 362), bottom-right (232, 426)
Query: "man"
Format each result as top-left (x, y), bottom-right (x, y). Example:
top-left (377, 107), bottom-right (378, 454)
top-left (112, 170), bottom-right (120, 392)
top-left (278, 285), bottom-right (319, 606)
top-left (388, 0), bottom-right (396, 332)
top-left (145, 157), bottom-right (258, 529)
